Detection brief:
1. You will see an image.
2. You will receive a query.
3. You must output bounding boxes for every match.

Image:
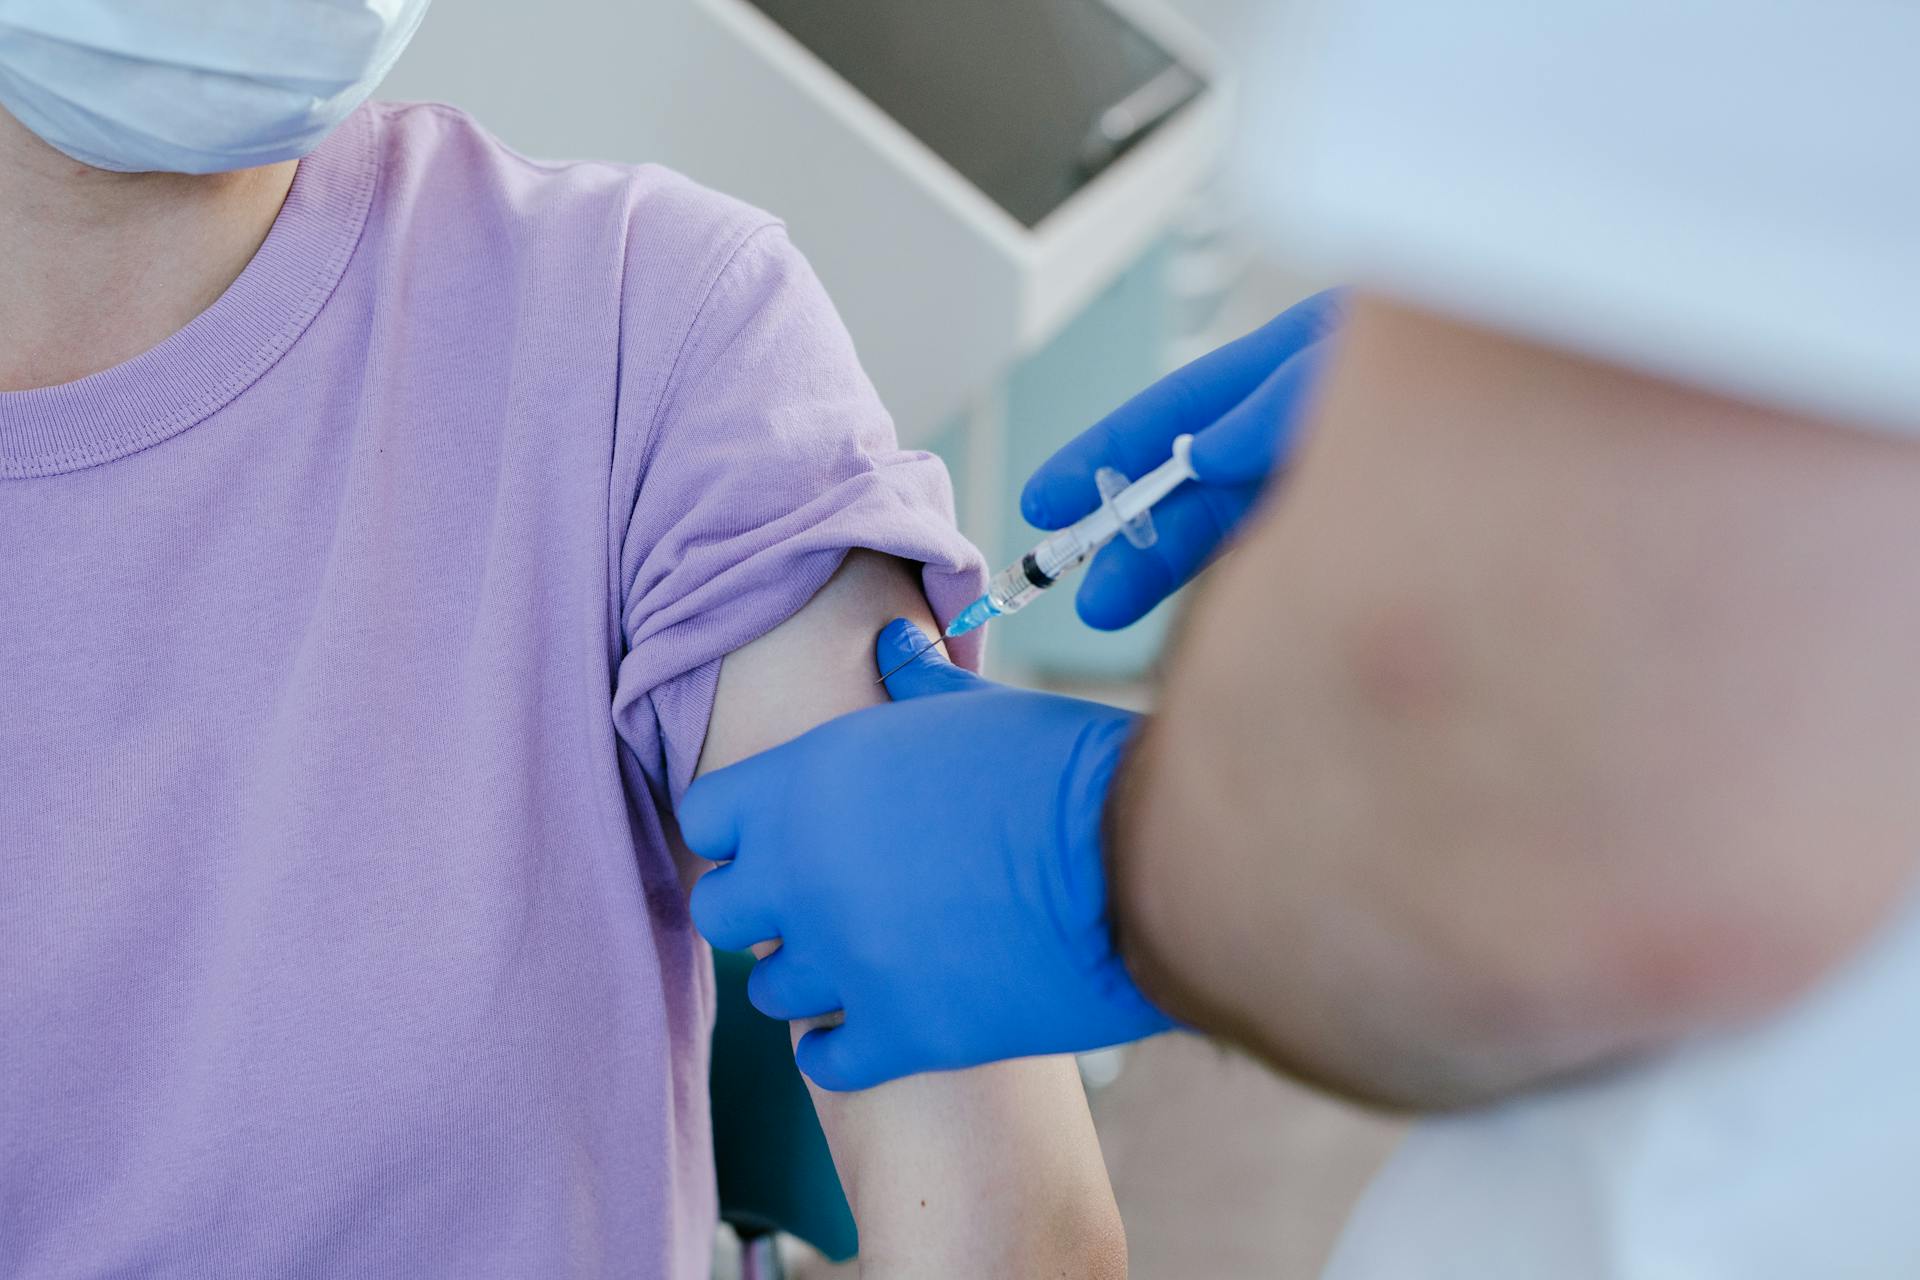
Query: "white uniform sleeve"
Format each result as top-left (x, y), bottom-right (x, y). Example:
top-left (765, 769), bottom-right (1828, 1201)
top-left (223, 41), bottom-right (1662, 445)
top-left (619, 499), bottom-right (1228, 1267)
top-left (1242, 1), bottom-right (1920, 431)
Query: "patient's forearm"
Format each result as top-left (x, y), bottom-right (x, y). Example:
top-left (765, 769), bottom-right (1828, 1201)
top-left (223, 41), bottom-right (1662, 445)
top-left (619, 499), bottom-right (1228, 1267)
top-left (1109, 298), bottom-right (1920, 1110)
top-left (703, 551), bottom-right (1123, 1275)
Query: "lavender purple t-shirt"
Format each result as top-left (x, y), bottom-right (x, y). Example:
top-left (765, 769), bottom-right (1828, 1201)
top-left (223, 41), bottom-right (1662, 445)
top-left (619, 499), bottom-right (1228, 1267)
top-left (0, 103), bottom-right (983, 1277)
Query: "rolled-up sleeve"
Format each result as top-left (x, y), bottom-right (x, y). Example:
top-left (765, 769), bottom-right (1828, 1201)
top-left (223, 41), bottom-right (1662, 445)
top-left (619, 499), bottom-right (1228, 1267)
top-left (609, 222), bottom-right (985, 808)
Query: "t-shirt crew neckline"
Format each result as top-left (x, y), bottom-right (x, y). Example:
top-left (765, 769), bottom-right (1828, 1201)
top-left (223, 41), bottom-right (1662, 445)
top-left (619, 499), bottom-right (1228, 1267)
top-left (0, 107), bottom-right (380, 481)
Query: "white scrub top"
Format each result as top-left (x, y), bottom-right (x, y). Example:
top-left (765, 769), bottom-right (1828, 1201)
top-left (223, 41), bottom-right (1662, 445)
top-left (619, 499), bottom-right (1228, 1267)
top-left (1232, 3), bottom-right (1920, 1274)
top-left (1242, 0), bottom-right (1920, 432)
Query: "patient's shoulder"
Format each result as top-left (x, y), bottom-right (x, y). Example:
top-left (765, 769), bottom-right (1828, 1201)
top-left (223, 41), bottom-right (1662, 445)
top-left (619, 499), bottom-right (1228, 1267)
top-left (363, 100), bottom-right (779, 315)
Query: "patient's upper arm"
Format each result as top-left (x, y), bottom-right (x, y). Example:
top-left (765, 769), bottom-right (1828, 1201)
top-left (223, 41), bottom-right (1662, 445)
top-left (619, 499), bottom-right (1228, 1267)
top-left (698, 549), bottom-right (932, 772)
top-left (695, 549), bottom-right (1124, 1278)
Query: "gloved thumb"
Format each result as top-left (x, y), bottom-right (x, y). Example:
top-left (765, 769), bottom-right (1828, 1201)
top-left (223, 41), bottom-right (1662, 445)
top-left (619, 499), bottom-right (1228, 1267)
top-left (876, 618), bottom-right (983, 701)
top-left (794, 1022), bottom-right (891, 1092)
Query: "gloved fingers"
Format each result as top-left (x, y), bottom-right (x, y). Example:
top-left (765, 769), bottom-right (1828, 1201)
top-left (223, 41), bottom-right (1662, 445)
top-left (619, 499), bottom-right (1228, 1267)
top-left (1073, 481), bottom-right (1259, 630)
top-left (689, 864), bottom-right (782, 953)
top-left (877, 619), bottom-right (986, 701)
top-left (1021, 288), bottom-right (1346, 530)
top-left (1188, 340), bottom-right (1331, 486)
top-left (746, 949), bottom-right (842, 1023)
top-left (676, 761), bottom-right (762, 863)
top-left (794, 1022), bottom-right (892, 1093)
top-left (1075, 538), bottom-right (1179, 632)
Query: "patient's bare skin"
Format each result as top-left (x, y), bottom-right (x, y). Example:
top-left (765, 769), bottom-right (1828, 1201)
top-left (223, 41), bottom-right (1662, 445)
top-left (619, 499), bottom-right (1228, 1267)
top-left (0, 106), bottom-right (293, 392)
top-left (700, 549), bottom-right (1127, 1277)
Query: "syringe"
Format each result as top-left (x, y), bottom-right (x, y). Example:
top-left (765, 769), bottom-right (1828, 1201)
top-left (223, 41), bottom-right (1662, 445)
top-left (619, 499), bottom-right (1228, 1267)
top-left (878, 434), bottom-right (1198, 683)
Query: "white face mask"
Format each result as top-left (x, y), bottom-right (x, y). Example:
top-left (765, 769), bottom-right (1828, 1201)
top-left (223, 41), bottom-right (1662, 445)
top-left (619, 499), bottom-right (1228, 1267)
top-left (0, 0), bottom-right (432, 173)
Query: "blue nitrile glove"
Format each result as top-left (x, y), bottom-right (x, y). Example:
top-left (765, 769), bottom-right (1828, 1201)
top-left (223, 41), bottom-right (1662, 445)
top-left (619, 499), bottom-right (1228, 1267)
top-left (1022, 289), bottom-right (1342, 630)
top-left (681, 619), bottom-right (1175, 1092)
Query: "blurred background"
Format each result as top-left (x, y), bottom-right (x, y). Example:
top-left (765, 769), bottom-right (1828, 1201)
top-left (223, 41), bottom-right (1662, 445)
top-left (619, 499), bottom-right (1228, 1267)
top-left (385, 3), bottom-right (1400, 1275)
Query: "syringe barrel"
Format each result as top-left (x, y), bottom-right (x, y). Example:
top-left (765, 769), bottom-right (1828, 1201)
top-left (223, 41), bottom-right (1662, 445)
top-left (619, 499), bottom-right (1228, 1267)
top-left (983, 527), bottom-right (1099, 619)
top-left (983, 559), bottom-right (1048, 617)
top-left (1028, 524), bottom-right (1102, 583)
top-left (961, 435), bottom-right (1197, 635)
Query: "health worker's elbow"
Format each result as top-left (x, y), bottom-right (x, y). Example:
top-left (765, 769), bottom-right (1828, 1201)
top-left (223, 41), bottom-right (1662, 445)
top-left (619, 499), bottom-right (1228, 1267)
top-left (1433, 886), bottom-right (1865, 1107)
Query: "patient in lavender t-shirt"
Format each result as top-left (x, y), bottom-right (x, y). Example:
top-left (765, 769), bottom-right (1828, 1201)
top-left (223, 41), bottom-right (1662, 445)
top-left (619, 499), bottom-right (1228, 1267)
top-left (0, 101), bottom-right (1120, 1277)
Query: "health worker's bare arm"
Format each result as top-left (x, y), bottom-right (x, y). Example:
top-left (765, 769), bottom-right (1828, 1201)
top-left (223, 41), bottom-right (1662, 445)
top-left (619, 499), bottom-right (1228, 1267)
top-left (1110, 296), bottom-right (1920, 1110)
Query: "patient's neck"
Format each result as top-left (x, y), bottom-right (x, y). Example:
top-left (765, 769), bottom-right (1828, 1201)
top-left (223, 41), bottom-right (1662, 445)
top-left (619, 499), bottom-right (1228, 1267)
top-left (0, 107), bottom-right (297, 392)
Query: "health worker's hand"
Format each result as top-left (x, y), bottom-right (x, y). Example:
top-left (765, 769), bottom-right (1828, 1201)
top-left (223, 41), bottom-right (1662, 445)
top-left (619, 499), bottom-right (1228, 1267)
top-left (682, 619), bottom-right (1176, 1091)
top-left (1022, 288), bottom-right (1341, 629)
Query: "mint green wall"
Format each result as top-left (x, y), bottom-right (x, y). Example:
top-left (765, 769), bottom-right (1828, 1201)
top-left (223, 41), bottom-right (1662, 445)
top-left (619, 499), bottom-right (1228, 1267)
top-left (927, 239), bottom-right (1179, 683)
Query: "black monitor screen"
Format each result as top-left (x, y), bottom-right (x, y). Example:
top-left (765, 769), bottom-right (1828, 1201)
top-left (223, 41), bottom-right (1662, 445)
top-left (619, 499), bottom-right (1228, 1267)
top-left (744, 0), bottom-right (1203, 228)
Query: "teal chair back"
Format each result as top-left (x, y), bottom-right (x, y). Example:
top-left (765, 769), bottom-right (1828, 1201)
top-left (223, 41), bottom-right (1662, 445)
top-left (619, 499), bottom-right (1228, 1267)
top-left (710, 948), bottom-right (858, 1263)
